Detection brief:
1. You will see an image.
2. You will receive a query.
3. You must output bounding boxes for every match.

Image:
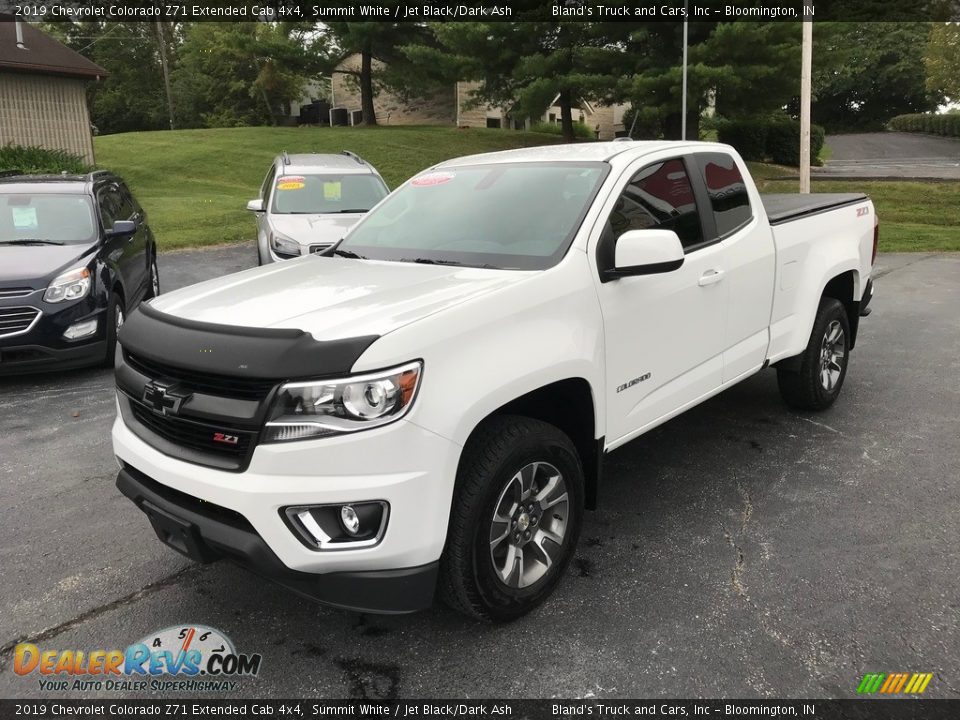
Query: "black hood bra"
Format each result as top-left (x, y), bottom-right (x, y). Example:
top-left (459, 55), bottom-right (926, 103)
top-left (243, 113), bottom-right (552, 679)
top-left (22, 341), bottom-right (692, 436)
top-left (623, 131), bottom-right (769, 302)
top-left (119, 302), bottom-right (378, 380)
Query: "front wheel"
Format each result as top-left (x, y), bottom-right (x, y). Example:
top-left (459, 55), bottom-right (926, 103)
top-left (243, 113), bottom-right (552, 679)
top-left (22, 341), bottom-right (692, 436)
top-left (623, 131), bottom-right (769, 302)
top-left (103, 292), bottom-right (125, 368)
top-left (144, 255), bottom-right (160, 299)
top-left (439, 416), bottom-right (584, 622)
top-left (777, 297), bottom-right (850, 411)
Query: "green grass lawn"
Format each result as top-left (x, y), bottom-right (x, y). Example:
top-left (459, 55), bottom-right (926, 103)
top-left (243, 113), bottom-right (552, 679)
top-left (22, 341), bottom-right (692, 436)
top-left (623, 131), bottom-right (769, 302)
top-left (95, 126), bottom-right (958, 252)
top-left (756, 177), bottom-right (960, 252)
top-left (94, 126), bottom-right (563, 250)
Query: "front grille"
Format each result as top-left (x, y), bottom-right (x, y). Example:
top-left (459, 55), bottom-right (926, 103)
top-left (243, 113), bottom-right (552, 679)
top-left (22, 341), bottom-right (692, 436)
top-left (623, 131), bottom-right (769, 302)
top-left (124, 351), bottom-right (277, 401)
top-left (0, 306), bottom-right (40, 338)
top-left (0, 288), bottom-right (34, 298)
top-left (309, 244), bottom-right (332, 255)
top-left (130, 400), bottom-right (255, 460)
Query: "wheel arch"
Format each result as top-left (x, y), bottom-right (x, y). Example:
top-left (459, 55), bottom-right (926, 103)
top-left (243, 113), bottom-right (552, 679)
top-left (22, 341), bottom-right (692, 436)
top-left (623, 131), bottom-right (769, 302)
top-left (821, 269), bottom-right (861, 349)
top-left (459, 377), bottom-right (603, 510)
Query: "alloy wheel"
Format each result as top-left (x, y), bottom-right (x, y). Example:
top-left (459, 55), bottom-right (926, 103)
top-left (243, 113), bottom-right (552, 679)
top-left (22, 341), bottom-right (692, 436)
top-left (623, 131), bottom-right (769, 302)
top-left (819, 320), bottom-right (845, 391)
top-left (489, 461), bottom-right (569, 589)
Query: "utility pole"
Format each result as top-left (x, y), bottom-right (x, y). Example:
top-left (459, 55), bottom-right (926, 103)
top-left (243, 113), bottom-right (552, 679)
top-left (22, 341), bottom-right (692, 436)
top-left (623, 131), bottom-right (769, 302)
top-left (799, 0), bottom-right (813, 193)
top-left (154, 21), bottom-right (175, 131)
top-left (681, 1), bottom-right (689, 141)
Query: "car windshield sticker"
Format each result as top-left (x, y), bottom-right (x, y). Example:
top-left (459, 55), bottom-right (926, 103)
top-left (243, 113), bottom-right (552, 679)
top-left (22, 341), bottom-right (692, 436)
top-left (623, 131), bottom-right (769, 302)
top-left (276, 176), bottom-right (305, 190)
top-left (11, 206), bottom-right (38, 230)
top-left (323, 181), bottom-right (342, 201)
top-left (411, 171), bottom-right (456, 187)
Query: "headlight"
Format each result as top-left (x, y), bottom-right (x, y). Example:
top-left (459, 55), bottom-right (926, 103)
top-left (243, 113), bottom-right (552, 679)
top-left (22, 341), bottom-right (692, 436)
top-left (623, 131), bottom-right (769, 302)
top-left (263, 360), bottom-right (422, 442)
top-left (44, 267), bottom-right (91, 303)
top-left (270, 231), bottom-right (301, 257)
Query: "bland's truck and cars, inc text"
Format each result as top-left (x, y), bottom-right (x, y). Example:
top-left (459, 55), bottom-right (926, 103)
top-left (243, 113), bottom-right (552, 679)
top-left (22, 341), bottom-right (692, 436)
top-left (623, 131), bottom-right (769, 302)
top-left (111, 141), bottom-right (876, 621)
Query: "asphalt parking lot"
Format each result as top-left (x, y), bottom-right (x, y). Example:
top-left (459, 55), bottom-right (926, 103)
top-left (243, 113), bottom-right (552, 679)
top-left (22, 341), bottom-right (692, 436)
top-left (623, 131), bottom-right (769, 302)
top-left (814, 132), bottom-right (960, 180)
top-left (1, 247), bottom-right (958, 699)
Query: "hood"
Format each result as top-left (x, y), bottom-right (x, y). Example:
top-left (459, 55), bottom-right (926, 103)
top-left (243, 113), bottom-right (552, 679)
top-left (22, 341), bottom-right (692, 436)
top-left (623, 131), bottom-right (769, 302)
top-left (0, 243), bottom-right (94, 286)
top-left (149, 255), bottom-right (533, 341)
top-left (270, 213), bottom-right (362, 246)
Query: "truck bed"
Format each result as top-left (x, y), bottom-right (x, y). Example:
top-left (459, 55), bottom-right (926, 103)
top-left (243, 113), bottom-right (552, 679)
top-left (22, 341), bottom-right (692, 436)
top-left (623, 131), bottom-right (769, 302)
top-left (762, 193), bottom-right (868, 226)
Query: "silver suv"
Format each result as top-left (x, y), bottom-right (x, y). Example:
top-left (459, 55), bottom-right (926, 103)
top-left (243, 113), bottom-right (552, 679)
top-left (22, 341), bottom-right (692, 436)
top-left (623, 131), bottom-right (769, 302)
top-left (246, 151), bottom-right (389, 264)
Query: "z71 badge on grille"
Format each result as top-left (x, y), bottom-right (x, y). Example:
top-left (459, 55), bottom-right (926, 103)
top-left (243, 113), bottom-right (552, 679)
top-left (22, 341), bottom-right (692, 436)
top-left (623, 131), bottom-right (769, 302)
top-left (212, 432), bottom-right (239, 445)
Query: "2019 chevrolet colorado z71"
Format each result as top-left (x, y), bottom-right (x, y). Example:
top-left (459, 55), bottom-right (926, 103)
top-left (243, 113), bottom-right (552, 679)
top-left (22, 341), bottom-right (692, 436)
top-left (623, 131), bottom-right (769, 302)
top-left (111, 142), bottom-right (876, 621)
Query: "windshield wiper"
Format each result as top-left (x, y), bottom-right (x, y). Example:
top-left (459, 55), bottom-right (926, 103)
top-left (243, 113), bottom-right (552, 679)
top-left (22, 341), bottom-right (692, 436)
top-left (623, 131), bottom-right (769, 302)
top-left (401, 258), bottom-right (497, 269)
top-left (331, 209), bottom-right (370, 214)
top-left (0, 239), bottom-right (65, 246)
top-left (331, 248), bottom-right (366, 259)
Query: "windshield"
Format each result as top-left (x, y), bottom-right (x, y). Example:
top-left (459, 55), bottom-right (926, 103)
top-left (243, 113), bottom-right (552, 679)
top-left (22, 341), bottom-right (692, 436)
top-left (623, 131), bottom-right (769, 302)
top-left (0, 192), bottom-right (97, 245)
top-left (337, 162), bottom-right (607, 270)
top-left (270, 174), bottom-right (388, 215)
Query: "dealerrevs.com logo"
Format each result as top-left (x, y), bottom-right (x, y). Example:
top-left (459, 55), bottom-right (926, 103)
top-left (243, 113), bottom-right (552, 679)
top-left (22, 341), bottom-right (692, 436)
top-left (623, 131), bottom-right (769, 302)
top-left (14, 625), bottom-right (262, 693)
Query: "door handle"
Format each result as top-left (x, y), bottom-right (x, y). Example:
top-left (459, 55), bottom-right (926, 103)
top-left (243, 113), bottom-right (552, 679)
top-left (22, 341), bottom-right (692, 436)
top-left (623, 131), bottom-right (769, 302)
top-left (698, 269), bottom-right (725, 286)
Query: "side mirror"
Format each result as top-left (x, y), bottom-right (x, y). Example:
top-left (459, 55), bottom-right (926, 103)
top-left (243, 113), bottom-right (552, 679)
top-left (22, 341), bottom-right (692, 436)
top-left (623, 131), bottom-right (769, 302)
top-left (107, 220), bottom-right (137, 237)
top-left (604, 229), bottom-right (685, 281)
top-left (246, 198), bottom-right (264, 212)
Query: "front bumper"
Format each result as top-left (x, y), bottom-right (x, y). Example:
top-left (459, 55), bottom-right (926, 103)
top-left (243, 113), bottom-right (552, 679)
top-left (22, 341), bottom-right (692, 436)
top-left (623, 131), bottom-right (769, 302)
top-left (112, 411), bottom-right (461, 611)
top-left (0, 296), bottom-right (108, 375)
top-left (117, 464), bottom-right (438, 614)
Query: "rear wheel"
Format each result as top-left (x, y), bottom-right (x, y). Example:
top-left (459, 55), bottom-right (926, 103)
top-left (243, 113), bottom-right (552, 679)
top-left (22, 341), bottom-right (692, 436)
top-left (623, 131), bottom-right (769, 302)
top-left (439, 416), bottom-right (584, 622)
top-left (777, 297), bottom-right (850, 410)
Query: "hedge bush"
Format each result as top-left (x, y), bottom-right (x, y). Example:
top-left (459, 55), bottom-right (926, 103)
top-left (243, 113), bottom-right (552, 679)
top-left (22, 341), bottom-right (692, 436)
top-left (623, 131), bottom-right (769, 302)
top-left (716, 119), bottom-right (769, 161)
top-left (530, 121), bottom-right (595, 139)
top-left (717, 118), bottom-right (825, 166)
top-left (0, 144), bottom-right (91, 175)
top-left (888, 113), bottom-right (960, 137)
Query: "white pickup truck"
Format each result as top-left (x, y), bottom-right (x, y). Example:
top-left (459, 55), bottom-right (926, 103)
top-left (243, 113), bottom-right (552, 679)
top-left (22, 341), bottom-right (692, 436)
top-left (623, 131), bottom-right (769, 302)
top-left (112, 142), bottom-right (877, 621)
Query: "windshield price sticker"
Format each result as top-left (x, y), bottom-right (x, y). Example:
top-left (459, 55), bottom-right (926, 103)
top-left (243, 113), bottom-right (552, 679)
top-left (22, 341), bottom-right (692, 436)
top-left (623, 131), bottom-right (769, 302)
top-left (276, 176), bottom-right (305, 191)
top-left (323, 182), bottom-right (342, 201)
top-left (411, 172), bottom-right (456, 187)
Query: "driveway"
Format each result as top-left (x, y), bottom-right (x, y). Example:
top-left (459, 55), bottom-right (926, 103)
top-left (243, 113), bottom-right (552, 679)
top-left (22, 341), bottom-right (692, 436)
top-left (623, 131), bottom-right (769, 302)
top-left (815, 132), bottom-right (960, 179)
top-left (0, 246), bottom-right (958, 699)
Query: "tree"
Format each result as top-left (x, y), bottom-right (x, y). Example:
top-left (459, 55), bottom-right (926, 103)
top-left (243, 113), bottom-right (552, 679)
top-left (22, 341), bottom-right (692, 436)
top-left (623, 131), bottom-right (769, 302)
top-left (628, 22), bottom-right (801, 140)
top-left (41, 20), bottom-right (175, 135)
top-left (926, 23), bottom-right (960, 103)
top-left (405, 22), bottom-right (634, 142)
top-left (322, 23), bottom-right (433, 126)
top-left (173, 23), bottom-right (320, 128)
top-left (810, 22), bottom-right (941, 131)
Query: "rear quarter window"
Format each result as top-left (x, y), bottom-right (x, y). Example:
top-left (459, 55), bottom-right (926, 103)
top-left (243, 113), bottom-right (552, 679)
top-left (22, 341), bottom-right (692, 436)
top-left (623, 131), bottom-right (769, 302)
top-left (696, 153), bottom-right (753, 238)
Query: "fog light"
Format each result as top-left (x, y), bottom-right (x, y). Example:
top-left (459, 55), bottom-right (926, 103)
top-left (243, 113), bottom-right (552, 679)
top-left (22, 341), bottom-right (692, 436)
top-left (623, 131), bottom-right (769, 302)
top-left (63, 318), bottom-right (98, 340)
top-left (341, 505), bottom-right (360, 535)
top-left (284, 501), bottom-right (388, 550)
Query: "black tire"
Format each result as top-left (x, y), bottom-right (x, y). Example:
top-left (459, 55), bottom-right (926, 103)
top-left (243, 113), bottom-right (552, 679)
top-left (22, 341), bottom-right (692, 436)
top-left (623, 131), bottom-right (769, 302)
top-left (144, 255), bottom-right (160, 299)
top-left (103, 292), bottom-right (124, 368)
top-left (777, 297), bottom-right (850, 411)
top-left (439, 415), bottom-right (584, 622)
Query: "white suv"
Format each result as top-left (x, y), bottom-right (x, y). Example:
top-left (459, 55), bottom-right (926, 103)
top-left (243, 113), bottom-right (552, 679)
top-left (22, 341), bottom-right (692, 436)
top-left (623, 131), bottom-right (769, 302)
top-left (246, 151), bottom-right (388, 264)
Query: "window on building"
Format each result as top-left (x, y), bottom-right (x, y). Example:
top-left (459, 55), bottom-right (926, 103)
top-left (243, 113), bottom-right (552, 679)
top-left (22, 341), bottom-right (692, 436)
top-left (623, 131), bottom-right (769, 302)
top-left (486, 118), bottom-right (502, 129)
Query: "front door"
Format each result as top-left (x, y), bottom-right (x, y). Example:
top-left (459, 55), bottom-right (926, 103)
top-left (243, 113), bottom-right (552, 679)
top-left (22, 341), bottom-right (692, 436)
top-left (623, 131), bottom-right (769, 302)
top-left (593, 156), bottom-right (729, 447)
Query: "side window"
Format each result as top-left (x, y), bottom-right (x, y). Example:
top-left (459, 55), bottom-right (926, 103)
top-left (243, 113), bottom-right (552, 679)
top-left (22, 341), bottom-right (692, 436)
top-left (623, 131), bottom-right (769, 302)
top-left (696, 153), bottom-right (753, 238)
top-left (117, 182), bottom-right (140, 216)
top-left (97, 188), bottom-right (118, 230)
top-left (260, 164), bottom-right (277, 201)
top-left (604, 158), bottom-right (704, 252)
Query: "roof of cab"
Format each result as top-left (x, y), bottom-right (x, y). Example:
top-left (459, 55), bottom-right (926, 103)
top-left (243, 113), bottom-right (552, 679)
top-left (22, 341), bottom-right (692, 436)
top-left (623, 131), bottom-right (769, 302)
top-left (434, 140), bottom-right (732, 169)
top-left (0, 170), bottom-right (121, 193)
top-left (276, 152), bottom-right (377, 175)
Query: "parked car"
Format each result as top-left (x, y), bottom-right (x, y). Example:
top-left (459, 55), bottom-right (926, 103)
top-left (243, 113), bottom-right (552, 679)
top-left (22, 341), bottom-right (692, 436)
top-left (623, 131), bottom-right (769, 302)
top-left (0, 171), bottom-right (159, 375)
top-left (112, 142), bottom-right (876, 620)
top-left (246, 151), bottom-right (389, 265)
